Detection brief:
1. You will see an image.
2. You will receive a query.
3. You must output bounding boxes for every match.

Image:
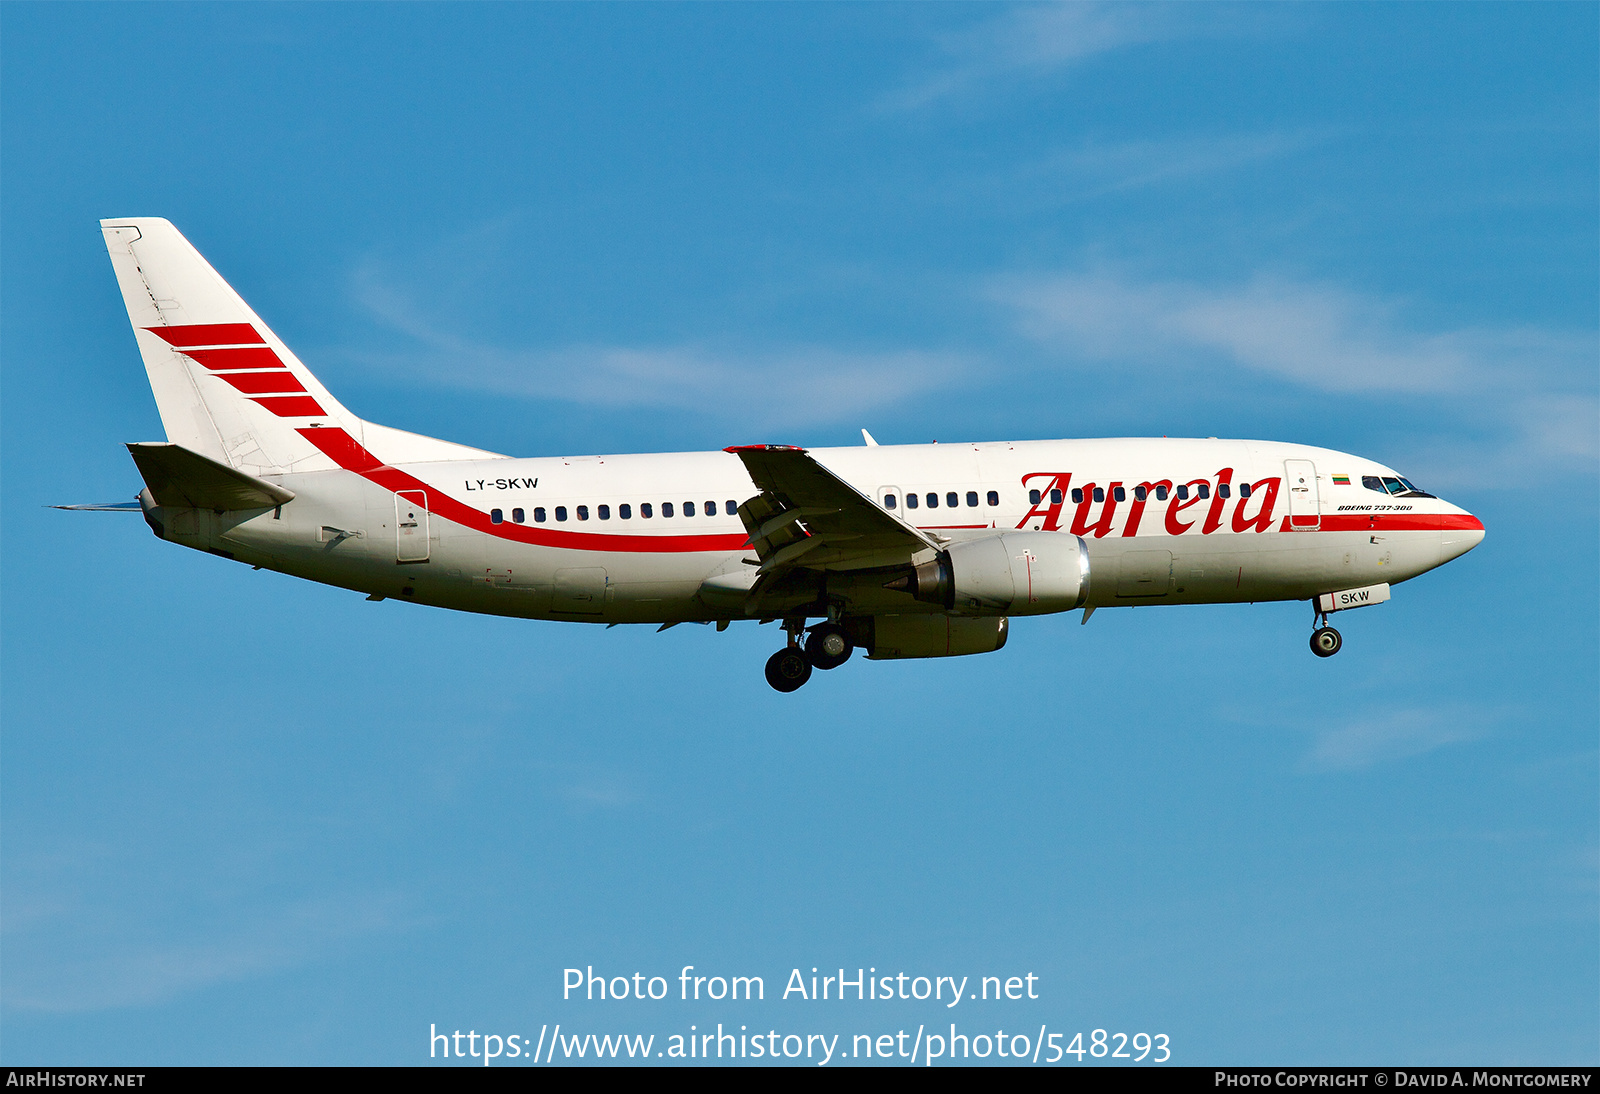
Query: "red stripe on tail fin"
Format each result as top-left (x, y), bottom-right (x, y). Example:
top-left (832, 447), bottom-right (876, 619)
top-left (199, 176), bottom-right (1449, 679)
top-left (218, 371), bottom-right (307, 395)
top-left (250, 395), bottom-right (325, 417)
top-left (144, 323), bottom-right (264, 347)
top-left (182, 346), bottom-right (284, 371)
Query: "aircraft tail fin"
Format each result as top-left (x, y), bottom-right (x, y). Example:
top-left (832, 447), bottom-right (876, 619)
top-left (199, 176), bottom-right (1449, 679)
top-left (100, 218), bottom-right (502, 474)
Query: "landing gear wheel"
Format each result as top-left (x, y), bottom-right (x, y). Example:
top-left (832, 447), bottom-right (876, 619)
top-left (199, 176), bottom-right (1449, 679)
top-left (1310, 627), bottom-right (1342, 658)
top-left (765, 648), bottom-right (813, 692)
top-left (804, 623), bottom-right (854, 670)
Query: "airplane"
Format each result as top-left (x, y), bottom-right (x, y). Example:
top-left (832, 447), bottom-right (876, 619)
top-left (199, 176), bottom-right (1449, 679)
top-left (69, 218), bottom-right (1485, 692)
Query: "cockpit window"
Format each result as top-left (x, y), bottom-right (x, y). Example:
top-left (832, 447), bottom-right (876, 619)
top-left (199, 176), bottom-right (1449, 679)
top-left (1362, 474), bottom-right (1436, 499)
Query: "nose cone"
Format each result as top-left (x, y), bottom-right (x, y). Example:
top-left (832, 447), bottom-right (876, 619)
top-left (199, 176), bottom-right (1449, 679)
top-left (1440, 512), bottom-right (1485, 564)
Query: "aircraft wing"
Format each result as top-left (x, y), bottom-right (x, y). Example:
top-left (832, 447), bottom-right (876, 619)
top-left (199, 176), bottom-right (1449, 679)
top-left (726, 445), bottom-right (941, 579)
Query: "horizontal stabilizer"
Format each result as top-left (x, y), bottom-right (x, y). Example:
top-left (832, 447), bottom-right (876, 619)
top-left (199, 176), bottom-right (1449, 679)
top-left (50, 500), bottom-right (143, 512)
top-left (127, 442), bottom-right (295, 510)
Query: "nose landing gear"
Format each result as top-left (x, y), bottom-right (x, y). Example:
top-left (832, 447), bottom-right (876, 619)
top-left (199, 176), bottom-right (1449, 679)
top-left (1310, 627), bottom-right (1342, 657)
top-left (1309, 599), bottom-right (1342, 658)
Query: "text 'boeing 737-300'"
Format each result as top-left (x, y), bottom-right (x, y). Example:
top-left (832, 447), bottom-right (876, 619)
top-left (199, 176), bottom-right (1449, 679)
top-left (64, 219), bottom-right (1484, 691)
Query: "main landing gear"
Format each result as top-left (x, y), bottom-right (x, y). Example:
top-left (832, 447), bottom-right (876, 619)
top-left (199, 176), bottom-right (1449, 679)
top-left (764, 648), bottom-right (811, 692)
top-left (1309, 600), bottom-right (1342, 658)
top-left (764, 619), bottom-right (855, 692)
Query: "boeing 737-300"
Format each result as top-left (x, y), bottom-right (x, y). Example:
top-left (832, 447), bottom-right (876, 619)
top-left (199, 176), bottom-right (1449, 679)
top-left (68, 218), bottom-right (1485, 691)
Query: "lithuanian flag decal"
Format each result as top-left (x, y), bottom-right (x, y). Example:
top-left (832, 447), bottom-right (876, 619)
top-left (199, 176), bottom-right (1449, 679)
top-left (1331, 474), bottom-right (1351, 485)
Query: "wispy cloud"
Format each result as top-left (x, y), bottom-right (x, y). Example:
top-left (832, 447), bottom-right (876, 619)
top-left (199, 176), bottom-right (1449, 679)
top-left (998, 271), bottom-right (1572, 395)
top-left (343, 225), bottom-right (1594, 485)
top-left (918, 130), bottom-right (1329, 215)
top-left (1029, 132), bottom-right (1322, 200)
top-left (347, 268), bottom-right (967, 432)
top-left (1303, 707), bottom-right (1492, 773)
top-left (993, 269), bottom-right (1598, 484)
top-left (561, 774), bottom-right (641, 810)
top-left (4, 891), bottom-right (407, 1013)
top-left (883, 3), bottom-right (1199, 112)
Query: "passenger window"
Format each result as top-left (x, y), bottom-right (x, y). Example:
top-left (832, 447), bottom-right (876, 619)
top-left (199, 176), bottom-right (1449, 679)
top-left (1070, 488), bottom-right (1083, 504)
top-left (884, 494), bottom-right (897, 509)
top-left (987, 491), bottom-right (999, 507)
top-left (491, 509), bottom-right (504, 524)
top-left (577, 505), bottom-right (590, 521)
top-left (906, 493), bottom-right (919, 509)
top-left (705, 501), bottom-right (717, 516)
top-left (662, 502), bottom-right (674, 518)
top-left (966, 491), bottom-right (978, 507)
top-left (598, 505), bottom-right (610, 520)
top-left (512, 508), bottom-right (525, 523)
top-left (1134, 486), bottom-right (1147, 502)
top-left (1029, 489), bottom-right (1041, 505)
top-left (534, 507), bottom-right (547, 523)
top-left (684, 501), bottom-right (696, 517)
top-left (946, 492), bottom-right (958, 508)
top-left (641, 502), bottom-right (653, 518)
top-left (1092, 487), bottom-right (1104, 503)
top-left (1156, 486), bottom-right (1169, 501)
top-left (1217, 484), bottom-right (1230, 499)
top-left (1239, 482), bottom-right (1252, 499)
top-left (555, 506), bottom-right (568, 521)
top-left (926, 492), bottom-right (938, 508)
top-left (1196, 484), bottom-right (1210, 500)
top-left (1050, 488), bottom-right (1063, 505)
top-left (1176, 485), bottom-right (1189, 500)
top-left (1113, 487), bottom-right (1125, 502)
top-left (726, 500), bottom-right (737, 514)
top-left (620, 504), bottom-right (632, 519)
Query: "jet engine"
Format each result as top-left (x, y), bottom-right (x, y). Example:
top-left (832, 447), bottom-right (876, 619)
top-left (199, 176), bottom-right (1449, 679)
top-left (890, 532), bottom-right (1090, 616)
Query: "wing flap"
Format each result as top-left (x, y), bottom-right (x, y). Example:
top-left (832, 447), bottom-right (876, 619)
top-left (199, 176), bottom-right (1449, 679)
top-left (726, 445), bottom-right (938, 575)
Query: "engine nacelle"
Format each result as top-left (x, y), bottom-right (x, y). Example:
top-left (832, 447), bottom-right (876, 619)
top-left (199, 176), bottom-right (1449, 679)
top-left (863, 614), bottom-right (1009, 660)
top-left (898, 532), bottom-right (1089, 616)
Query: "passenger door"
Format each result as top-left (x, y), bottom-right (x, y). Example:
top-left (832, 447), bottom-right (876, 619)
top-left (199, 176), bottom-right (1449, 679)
top-left (1284, 460), bottom-right (1320, 531)
top-left (395, 490), bottom-right (430, 561)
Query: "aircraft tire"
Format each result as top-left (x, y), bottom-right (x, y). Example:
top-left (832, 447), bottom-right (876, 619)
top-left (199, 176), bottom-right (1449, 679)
top-left (1310, 627), bottom-right (1342, 658)
top-left (804, 624), bottom-right (853, 670)
top-left (765, 648), bottom-right (813, 692)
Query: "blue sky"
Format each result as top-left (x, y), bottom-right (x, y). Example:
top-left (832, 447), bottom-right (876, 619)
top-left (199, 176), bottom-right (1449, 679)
top-left (3, 2), bottom-right (1595, 1065)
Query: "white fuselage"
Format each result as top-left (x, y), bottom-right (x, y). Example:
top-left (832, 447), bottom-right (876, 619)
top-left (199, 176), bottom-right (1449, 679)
top-left (146, 435), bottom-right (1484, 625)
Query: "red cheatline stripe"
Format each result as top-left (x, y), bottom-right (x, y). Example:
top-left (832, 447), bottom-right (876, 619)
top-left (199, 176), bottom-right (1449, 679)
top-left (218, 371), bottom-right (307, 395)
top-left (298, 427), bottom-right (750, 554)
top-left (1279, 514), bottom-right (1483, 532)
top-left (1321, 513), bottom-right (1483, 532)
top-left (183, 346), bottom-right (284, 371)
top-left (252, 395), bottom-right (326, 417)
top-left (144, 323), bottom-right (264, 347)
